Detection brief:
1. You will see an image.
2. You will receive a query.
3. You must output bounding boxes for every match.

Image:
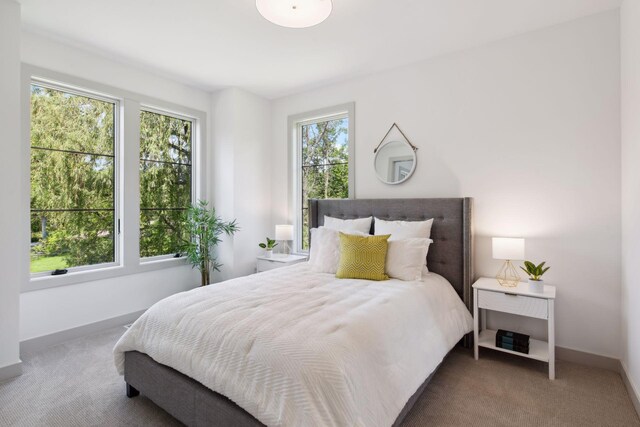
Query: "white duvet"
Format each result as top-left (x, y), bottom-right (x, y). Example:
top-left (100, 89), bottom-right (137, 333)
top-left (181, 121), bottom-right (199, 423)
top-left (113, 262), bottom-right (472, 427)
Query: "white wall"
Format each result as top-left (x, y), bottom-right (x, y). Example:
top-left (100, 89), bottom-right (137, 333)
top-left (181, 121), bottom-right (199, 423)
top-left (20, 268), bottom-right (198, 340)
top-left (0, 0), bottom-right (23, 376)
top-left (18, 32), bottom-right (209, 341)
top-left (21, 31), bottom-right (211, 112)
top-left (271, 11), bottom-right (621, 357)
top-left (621, 0), bottom-right (640, 403)
top-left (211, 88), bottom-right (272, 281)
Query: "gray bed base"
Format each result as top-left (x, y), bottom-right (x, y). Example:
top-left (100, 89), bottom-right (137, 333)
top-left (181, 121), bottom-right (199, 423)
top-left (125, 350), bottom-right (438, 427)
top-left (124, 197), bottom-right (474, 426)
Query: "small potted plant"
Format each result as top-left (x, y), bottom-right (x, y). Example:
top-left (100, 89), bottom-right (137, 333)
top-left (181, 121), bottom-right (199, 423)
top-left (258, 237), bottom-right (278, 258)
top-left (520, 261), bottom-right (550, 293)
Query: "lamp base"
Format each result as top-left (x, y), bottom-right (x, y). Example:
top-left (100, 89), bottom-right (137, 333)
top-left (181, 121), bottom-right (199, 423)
top-left (496, 260), bottom-right (520, 287)
top-left (279, 241), bottom-right (291, 255)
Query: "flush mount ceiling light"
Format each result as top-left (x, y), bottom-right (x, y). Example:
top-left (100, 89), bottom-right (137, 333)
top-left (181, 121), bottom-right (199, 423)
top-left (256, 0), bottom-right (333, 28)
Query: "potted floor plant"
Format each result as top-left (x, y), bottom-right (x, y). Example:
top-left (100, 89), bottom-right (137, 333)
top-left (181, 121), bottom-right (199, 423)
top-left (258, 237), bottom-right (278, 258)
top-left (182, 200), bottom-right (239, 286)
top-left (520, 261), bottom-right (550, 293)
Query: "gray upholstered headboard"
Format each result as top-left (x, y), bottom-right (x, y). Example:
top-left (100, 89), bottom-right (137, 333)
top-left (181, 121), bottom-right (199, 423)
top-left (309, 198), bottom-right (474, 312)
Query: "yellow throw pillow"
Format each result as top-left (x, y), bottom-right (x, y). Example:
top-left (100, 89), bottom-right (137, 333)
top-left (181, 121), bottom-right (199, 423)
top-left (336, 233), bottom-right (390, 281)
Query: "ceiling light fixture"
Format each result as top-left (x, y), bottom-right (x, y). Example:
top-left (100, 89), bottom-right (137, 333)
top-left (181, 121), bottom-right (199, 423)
top-left (256, 0), bottom-right (333, 29)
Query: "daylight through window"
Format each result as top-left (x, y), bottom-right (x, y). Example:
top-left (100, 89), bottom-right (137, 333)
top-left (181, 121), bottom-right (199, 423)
top-left (30, 83), bottom-right (118, 273)
top-left (139, 109), bottom-right (193, 258)
top-left (299, 114), bottom-right (350, 250)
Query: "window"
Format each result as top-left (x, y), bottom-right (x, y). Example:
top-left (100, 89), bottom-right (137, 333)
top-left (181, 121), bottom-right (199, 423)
top-left (139, 109), bottom-right (194, 258)
top-left (24, 66), bottom-right (206, 290)
top-left (294, 104), bottom-right (354, 251)
top-left (30, 82), bottom-right (118, 274)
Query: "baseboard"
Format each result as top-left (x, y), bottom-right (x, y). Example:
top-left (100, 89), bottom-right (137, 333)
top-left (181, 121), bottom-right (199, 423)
top-left (20, 309), bottom-right (145, 356)
top-left (0, 360), bottom-right (22, 382)
top-left (620, 361), bottom-right (640, 420)
top-left (556, 346), bottom-right (620, 371)
top-left (555, 347), bottom-right (639, 419)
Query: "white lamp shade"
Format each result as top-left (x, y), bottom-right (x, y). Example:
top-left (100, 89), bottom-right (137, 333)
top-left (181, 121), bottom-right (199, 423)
top-left (492, 237), bottom-right (525, 260)
top-left (256, 0), bottom-right (332, 28)
top-left (275, 224), bottom-right (294, 241)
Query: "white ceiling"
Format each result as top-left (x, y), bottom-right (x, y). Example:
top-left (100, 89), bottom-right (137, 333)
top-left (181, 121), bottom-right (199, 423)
top-left (18, 0), bottom-right (621, 99)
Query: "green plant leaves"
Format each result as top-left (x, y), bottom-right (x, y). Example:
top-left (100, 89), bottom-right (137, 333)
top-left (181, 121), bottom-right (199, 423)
top-left (259, 237), bottom-right (278, 249)
top-left (182, 199), bottom-right (239, 282)
top-left (521, 260), bottom-right (550, 280)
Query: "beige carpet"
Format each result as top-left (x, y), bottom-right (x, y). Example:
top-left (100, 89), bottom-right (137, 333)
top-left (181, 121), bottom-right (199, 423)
top-left (0, 327), bottom-right (638, 427)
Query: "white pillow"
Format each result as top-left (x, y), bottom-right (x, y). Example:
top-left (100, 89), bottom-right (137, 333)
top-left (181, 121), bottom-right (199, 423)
top-left (385, 238), bottom-right (433, 281)
top-left (309, 227), bottom-right (368, 273)
top-left (324, 215), bottom-right (372, 234)
top-left (374, 217), bottom-right (434, 241)
top-left (308, 227), bottom-right (325, 267)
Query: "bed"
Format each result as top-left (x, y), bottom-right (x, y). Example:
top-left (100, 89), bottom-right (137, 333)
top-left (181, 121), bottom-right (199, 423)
top-left (114, 197), bottom-right (474, 427)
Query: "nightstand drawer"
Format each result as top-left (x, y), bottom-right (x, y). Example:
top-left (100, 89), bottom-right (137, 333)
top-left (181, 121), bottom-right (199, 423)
top-left (477, 289), bottom-right (548, 319)
top-left (256, 255), bottom-right (307, 273)
top-left (257, 259), bottom-right (281, 272)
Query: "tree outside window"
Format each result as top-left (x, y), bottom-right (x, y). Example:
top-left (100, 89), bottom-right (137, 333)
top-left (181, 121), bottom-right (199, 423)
top-left (139, 110), bottom-right (193, 258)
top-left (300, 116), bottom-right (349, 249)
top-left (30, 84), bottom-right (116, 273)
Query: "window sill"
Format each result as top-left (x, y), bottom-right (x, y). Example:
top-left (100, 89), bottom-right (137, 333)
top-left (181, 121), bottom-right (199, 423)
top-left (138, 256), bottom-right (190, 272)
top-left (23, 257), bottom-right (189, 293)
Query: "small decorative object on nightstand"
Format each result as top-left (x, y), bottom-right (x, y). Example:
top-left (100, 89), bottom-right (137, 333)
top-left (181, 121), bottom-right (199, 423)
top-left (256, 254), bottom-right (307, 273)
top-left (520, 260), bottom-right (550, 293)
top-left (473, 277), bottom-right (556, 379)
top-left (275, 224), bottom-right (294, 255)
top-left (258, 237), bottom-right (278, 258)
top-left (492, 237), bottom-right (525, 287)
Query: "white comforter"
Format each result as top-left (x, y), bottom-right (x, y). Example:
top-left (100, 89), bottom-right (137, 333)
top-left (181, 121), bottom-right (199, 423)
top-left (113, 262), bottom-right (472, 427)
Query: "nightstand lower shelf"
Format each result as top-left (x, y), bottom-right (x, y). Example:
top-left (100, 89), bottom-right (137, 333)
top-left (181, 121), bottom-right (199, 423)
top-left (478, 329), bottom-right (549, 362)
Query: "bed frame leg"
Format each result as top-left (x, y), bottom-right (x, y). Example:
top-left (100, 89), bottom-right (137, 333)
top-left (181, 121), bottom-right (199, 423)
top-left (126, 383), bottom-right (140, 398)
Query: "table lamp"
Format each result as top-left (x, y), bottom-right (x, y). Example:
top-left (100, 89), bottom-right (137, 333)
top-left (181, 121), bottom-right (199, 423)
top-left (492, 237), bottom-right (525, 287)
top-left (275, 224), bottom-right (294, 255)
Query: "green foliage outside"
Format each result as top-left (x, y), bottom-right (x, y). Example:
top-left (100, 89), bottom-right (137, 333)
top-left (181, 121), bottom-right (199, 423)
top-left (30, 256), bottom-right (68, 274)
top-left (30, 85), bottom-right (193, 273)
top-left (301, 118), bottom-right (349, 249)
top-left (30, 85), bottom-right (115, 272)
top-left (139, 110), bottom-right (193, 258)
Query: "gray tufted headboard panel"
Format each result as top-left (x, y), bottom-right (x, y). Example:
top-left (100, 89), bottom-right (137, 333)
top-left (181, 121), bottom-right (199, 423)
top-left (309, 198), bottom-right (474, 312)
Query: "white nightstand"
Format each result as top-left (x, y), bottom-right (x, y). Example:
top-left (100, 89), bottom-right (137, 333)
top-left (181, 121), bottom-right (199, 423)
top-left (473, 277), bottom-right (557, 379)
top-left (256, 254), bottom-right (307, 273)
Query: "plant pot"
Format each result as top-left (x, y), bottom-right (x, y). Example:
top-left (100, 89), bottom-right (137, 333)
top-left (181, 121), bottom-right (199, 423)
top-left (264, 249), bottom-right (273, 258)
top-left (528, 278), bottom-right (544, 293)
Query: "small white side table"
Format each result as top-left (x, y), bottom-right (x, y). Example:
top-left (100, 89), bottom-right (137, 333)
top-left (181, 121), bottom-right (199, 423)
top-left (473, 277), bottom-right (557, 379)
top-left (256, 254), bottom-right (307, 273)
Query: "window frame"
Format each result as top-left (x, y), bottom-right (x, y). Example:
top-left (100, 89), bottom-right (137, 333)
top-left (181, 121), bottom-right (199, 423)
top-left (21, 65), bottom-right (207, 292)
top-left (289, 103), bottom-right (355, 253)
top-left (28, 78), bottom-right (122, 279)
top-left (138, 105), bottom-right (197, 262)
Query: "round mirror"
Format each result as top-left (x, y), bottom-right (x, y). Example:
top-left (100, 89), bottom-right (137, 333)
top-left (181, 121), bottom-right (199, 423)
top-left (374, 140), bottom-right (417, 184)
